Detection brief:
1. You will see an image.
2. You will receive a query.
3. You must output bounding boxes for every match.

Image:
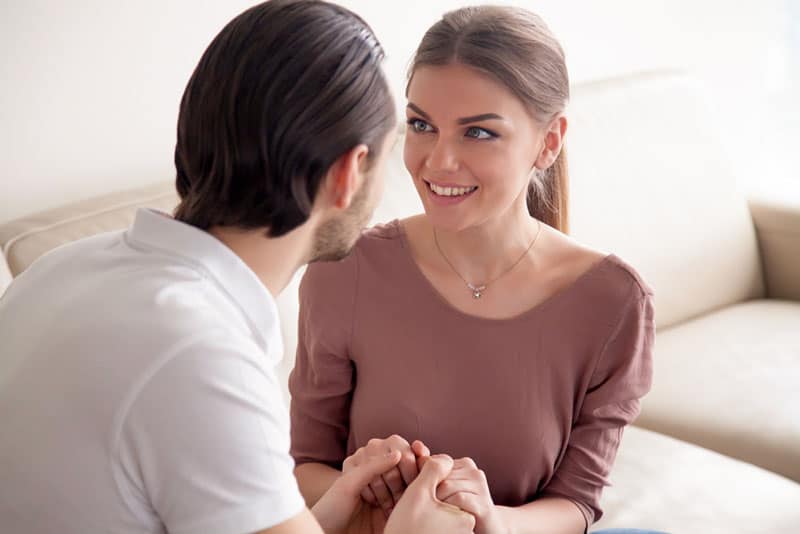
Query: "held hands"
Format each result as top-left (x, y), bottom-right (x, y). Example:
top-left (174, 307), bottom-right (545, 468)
top-left (312, 441), bottom-right (475, 534)
top-left (432, 456), bottom-right (507, 534)
top-left (311, 449), bottom-right (402, 534)
top-left (341, 434), bottom-right (431, 518)
top-left (338, 433), bottom-right (506, 534)
top-left (384, 454), bottom-right (476, 534)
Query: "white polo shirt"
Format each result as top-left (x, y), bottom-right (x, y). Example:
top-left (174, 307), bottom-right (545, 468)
top-left (0, 209), bottom-right (305, 533)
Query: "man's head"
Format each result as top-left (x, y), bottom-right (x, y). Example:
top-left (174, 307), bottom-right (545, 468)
top-left (173, 0), bottom-right (396, 260)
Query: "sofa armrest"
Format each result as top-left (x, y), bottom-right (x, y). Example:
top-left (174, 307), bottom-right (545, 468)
top-left (748, 197), bottom-right (800, 301)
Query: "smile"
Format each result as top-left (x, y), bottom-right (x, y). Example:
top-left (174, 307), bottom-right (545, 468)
top-left (424, 180), bottom-right (478, 197)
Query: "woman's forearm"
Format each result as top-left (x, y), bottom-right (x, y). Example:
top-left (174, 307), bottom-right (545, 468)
top-left (496, 496), bottom-right (586, 534)
top-left (294, 462), bottom-right (342, 507)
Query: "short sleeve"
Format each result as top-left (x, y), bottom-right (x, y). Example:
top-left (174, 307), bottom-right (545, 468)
top-left (541, 284), bottom-right (655, 527)
top-left (289, 254), bottom-right (359, 468)
top-left (114, 339), bottom-right (305, 534)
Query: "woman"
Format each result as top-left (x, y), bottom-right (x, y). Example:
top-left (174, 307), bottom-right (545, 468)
top-left (290, 6), bottom-right (657, 534)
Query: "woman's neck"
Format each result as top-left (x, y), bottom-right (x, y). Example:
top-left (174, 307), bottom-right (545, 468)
top-left (430, 203), bottom-right (542, 285)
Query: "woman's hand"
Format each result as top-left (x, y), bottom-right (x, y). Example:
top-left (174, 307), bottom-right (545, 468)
top-left (434, 456), bottom-right (507, 534)
top-left (385, 454), bottom-right (476, 534)
top-left (342, 434), bottom-right (424, 518)
top-left (311, 449), bottom-right (402, 534)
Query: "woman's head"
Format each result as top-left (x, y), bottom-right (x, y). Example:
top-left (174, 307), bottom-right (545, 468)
top-left (174, 0), bottom-right (395, 255)
top-left (405, 6), bottom-right (569, 233)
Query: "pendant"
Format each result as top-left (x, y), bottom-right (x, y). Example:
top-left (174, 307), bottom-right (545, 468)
top-left (467, 283), bottom-right (486, 299)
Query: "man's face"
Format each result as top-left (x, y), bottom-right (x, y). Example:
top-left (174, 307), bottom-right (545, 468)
top-left (309, 130), bottom-right (396, 262)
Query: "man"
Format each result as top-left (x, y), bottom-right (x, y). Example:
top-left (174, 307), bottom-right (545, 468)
top-left (0, 1), bottom-right (475, 533)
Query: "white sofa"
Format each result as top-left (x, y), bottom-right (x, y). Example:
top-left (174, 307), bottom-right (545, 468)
top-left (2, 71), bottom-right (799, 533)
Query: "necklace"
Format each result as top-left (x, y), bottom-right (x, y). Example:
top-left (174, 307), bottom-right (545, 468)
top-left (433, 220), bottom-right (543, 299)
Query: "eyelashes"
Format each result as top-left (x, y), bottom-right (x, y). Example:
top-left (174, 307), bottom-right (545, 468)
top-left (407, 117), bottom-right (434, 133)
top-left (406, 117), bottom-right (500, 140)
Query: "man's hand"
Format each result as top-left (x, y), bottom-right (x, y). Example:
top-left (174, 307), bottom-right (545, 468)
top-left (385, 454), bottom-right (476, 534)
top-left (341, 434), bottom-right (422, 518)
top-left (311, 449), bottom-right (402, 534)
top-left (435, 456), bottom-right (506, 534)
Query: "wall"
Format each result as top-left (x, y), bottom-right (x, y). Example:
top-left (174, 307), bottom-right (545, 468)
top-left (1, 0), bottom-right (795, 223)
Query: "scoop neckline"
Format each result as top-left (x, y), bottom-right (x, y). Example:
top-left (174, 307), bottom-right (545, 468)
top-left (390, 218), bottom-right (616, 324)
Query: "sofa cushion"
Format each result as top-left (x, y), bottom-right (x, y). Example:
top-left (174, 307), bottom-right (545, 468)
top-left (567, 72), bottom-right (764, 329)
top-left (0, 182), bottom-right (177, 281)
top-left (636, 299), bottom-right (800, 481)
top-left (593, 426), bottom-right (800, 533)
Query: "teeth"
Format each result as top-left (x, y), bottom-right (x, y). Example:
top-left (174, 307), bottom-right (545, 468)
top-left (428, 182), bottom-right (477, 197)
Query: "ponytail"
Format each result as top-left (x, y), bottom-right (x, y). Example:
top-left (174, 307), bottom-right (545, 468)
top-left (527, 146), bottom-right (569, 233)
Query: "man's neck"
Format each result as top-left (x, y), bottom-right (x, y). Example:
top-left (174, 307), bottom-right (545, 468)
top-left (209, 222), bottom-right (314, 298)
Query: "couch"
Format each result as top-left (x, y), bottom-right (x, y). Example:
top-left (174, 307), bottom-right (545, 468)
top-left (2, 71), bottom-right (799, 533)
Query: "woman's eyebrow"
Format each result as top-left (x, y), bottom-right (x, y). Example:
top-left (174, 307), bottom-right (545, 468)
top-left (406, 102), bottom-right (505, 124)
top-left (406, 102), bottom-right (431, 119)
top-left (456, 113), bottom-right (504, 124)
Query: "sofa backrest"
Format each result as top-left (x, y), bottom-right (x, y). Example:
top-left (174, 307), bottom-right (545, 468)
top-left (566, 71), bottom-right (764, 328)
top-left (0, 72), bottom-right (766, 333)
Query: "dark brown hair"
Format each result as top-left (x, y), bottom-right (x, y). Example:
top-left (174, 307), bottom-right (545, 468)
top-left (174, 0), bottom-right (396, 236)
top-left (408, 6), bottom-right (570, 232)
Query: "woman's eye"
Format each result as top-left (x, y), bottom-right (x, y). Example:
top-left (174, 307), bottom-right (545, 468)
top-left (408, 118), bottom-right (433, 133)
top-left (465, 126), bottom-right (496, 140)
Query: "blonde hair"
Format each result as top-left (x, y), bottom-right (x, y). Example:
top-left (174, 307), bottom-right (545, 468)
top-left (408, 6), bottom-right (570, 232)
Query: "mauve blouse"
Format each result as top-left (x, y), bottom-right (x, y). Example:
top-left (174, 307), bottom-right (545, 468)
top-left (289, 220), bottom-right (655, 525)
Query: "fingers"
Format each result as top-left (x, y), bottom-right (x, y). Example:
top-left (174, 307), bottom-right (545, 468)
top-left (452, 457), bottom-right (478, 471)
top-left (338, 449), bottom-right (401, 498)
top-left (360, 486), bottom-right (378, 507)
top-left (369, 475), bottom-right (395, 514)
top-left (435, 478), bottom-right (481, 502)
top-left (396, 448), bottom-right (420, 486)
top-left (382, 466), bottom-right (406, 504)
top-left (346, 435), bottom-right (429, 513)
top-left (412, 439), bottom-right (431, 458)
top-left (362, 434), bottom-right (416, 511)
top-left (407, 454), bottom-right (454, 494)
top-left (385, 454), bottom-right (478, 534)
top-left (443, 492), bottom-right (482, 517)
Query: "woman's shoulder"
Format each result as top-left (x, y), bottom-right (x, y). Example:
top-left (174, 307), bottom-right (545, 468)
top-left (542, 226), bottom-right (653, 308)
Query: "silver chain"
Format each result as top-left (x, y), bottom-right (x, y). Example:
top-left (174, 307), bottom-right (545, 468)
top-left (433, 220), bottom-right (542, 299)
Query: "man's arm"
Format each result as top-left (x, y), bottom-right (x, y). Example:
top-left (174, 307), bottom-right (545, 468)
top-left (295, 462), bottom-right (342, 507)
top-left (257, 508), bottom-right (325, 534)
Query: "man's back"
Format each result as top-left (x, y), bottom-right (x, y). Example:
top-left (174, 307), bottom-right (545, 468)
top-left (0, 209), bottom-right (304, 533)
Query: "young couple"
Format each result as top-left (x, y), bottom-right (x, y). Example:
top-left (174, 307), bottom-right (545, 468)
top-left (0, 1), bottom-right (658, 533)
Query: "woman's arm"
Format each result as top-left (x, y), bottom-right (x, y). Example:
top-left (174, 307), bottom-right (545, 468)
top-left (435, 457), bottom-right (585, 534)
top-left (495, 497), bottom-right (585, 534)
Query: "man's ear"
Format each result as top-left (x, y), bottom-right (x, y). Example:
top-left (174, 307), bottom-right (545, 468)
top-left (534, 115), bottom-right (568, 170)
top-left (322, 144), bottom-right (370, 210)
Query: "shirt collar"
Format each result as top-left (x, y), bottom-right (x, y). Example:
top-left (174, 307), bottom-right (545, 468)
top-left (126, 208), bottom-right (283, 361)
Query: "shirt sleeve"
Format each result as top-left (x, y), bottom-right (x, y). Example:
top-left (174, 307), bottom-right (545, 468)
top-left (541, 283), bottom-right (655, 527)
top-left (113, 338), bottom-right (306, 534)
top-left (289, 254), bottom-right (359, 468)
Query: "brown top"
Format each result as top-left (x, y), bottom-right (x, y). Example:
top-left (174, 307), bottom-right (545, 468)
top-left (289, 220), bottom-right (654, 525)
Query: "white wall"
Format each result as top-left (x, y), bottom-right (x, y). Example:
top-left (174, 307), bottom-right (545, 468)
top-left (1, 0), bottom-right (795, 223)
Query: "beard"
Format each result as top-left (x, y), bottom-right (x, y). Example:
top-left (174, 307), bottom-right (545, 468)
top-left (308, 174), bottom-right (377, 263)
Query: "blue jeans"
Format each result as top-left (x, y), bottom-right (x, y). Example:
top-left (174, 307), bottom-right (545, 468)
top-left (593, 530), bottom-right (669, 534)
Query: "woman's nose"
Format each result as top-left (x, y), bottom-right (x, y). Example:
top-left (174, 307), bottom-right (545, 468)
top-left (425, 138), bottom-right (459, 173)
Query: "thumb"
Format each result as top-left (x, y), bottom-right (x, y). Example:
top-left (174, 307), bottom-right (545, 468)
top-left (406, 454), bottom-right (453, 495)
top-left (338, 450), bottom-right (401, 494)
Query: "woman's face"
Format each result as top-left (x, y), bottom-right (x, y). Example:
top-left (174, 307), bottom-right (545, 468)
top-left (404, 63), bottom-right (543, 232)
